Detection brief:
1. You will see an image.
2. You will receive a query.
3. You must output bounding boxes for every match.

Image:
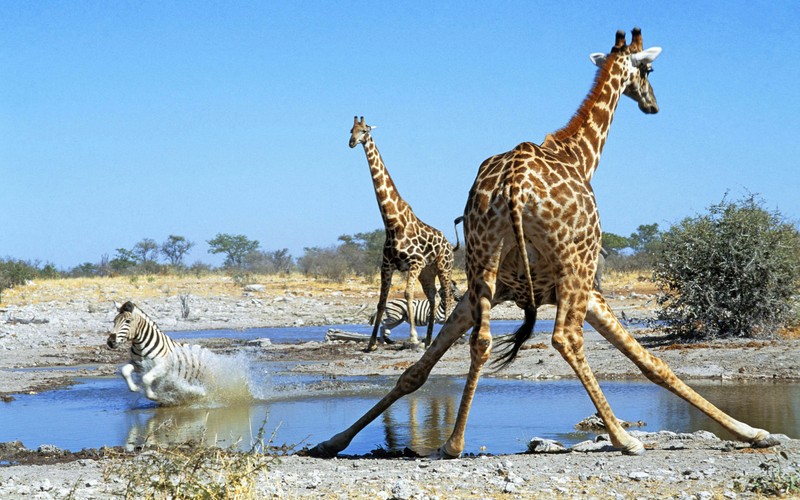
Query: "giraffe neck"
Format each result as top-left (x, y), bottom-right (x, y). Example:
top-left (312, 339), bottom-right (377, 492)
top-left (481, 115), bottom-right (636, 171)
top-left (362, 136), bottom-right (409, 228)
top-left (546, 54), bottom-right (628, 181)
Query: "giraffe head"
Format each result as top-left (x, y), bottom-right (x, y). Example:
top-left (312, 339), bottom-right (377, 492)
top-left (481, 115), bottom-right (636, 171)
top-left (590, 28), bottom-right (661, 114)
top-left (349, 116), bottom-right (373, 148)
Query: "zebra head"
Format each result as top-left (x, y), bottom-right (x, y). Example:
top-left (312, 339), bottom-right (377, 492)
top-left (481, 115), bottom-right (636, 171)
top-left (107, 300), bottom-right (137, 349)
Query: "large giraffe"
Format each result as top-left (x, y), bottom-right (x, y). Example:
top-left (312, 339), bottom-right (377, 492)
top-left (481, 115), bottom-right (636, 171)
top-left (310, 29), bottom-right (778, 458)
top-left (349, 116), bottom-right (456, 351)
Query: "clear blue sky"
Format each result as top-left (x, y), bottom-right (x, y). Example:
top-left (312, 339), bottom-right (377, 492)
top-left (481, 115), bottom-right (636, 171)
top-left (3, 1), bottom-right (799, 269)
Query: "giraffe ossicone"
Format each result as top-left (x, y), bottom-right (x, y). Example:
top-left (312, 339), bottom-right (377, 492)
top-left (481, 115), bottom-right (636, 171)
top-left (309, 29), bottom-right (778, 459)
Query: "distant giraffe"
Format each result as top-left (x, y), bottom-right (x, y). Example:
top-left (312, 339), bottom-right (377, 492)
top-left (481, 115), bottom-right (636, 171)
top-left (310, 29), bottom-right (778, 458)
top-left (349, 116), bottom-right (456, 351)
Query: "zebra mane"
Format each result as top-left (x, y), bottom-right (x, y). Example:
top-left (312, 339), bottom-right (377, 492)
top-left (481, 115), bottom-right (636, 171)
top-left (121, 301), bottom-right (162, 333)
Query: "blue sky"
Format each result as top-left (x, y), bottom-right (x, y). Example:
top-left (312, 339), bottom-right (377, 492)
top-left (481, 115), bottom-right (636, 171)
top-left (2, 1), bottom-right (799, 268)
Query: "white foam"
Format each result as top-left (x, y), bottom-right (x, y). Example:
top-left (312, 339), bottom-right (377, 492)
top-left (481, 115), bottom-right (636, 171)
top-left (140, 345), bottom-right (265, 406)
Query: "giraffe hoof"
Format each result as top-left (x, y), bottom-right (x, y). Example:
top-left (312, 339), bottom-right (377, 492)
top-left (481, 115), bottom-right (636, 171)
top-left (752, 433), bottom-right (780, 448)
top-left (307, 443), bottom-right (337, 458)
top-left (383, 337), bottom-right (396, 345)
top-left (429, 447), bottom-right (461, 460)
top-left (620, 439), bottom-right (645, 456)
top-left (363, 344), bottom-right (378, 353)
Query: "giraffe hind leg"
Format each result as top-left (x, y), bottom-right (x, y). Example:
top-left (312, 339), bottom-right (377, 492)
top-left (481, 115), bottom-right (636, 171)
top-left (435, 257), bottom-right (455, 347)
top-left (585, 290), bottom-right (779, 448)
top-left (405, 266), bottom-right (424, 345)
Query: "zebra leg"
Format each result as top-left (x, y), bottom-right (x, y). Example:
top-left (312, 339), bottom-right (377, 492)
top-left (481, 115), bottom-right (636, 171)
top-left (120, 363), bottom-right (140, 392)
top-left (142, 361), bottom-right (170, 401)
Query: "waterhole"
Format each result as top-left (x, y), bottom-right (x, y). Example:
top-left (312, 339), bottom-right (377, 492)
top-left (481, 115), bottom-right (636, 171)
top-left (1, 322), bottom-right (797, 456)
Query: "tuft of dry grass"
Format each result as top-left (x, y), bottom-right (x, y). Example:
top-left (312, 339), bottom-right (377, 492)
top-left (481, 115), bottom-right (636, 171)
top-left (103, 418), bottom-right (288, 499)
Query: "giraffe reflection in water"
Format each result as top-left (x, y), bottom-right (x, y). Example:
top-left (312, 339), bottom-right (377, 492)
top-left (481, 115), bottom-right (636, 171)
top-left (382, 383), bottom-right (458, 455)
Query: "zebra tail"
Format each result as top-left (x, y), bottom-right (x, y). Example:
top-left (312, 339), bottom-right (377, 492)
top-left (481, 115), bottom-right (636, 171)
top-left (492, 305), bottom-right (537, 370)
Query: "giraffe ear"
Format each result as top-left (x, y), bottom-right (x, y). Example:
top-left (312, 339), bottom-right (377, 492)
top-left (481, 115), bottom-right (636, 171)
top-left (631, 47), bottom-right (662, 66)
top-left (589, 52), bottom-right (607, 67)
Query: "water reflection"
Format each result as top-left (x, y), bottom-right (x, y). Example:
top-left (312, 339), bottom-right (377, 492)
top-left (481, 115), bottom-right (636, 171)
top-left (1, 375), bottom-right (797, 455)
top-left (654, 381), bottom-right (800, 442)
top-left (382, 380), bottom-right (459, 455)
top-left (125, 404), bottom-right (261, 450)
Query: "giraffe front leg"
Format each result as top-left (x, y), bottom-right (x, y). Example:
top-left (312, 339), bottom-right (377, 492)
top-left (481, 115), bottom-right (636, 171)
top-left (120, 363), bottom-right (140, 392)
top-left (553, 285), bottom-right (644, 455)
top-left (585, 291), bottom-right (779, 449)
top-left (368, 265), bottom-right (393, 352)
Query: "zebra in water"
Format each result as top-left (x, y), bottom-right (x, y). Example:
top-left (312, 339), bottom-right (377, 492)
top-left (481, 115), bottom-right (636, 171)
top-left (107, 300), bottom-right (205, 402)
top-left (369, 282), bottom-right (462, 344)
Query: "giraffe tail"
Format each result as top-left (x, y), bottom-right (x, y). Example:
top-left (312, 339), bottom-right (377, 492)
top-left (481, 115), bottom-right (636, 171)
top-left (493, 305), bottom-right (537, 369)
top-left (508, 196), bottom-right (536, 309)
top-left (452, 215), bottom-right (464, 251)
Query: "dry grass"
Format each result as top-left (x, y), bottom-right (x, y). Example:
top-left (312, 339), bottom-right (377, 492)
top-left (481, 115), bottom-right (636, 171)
top-left (601, 269), bottom-right (658, 295)
top-left (778, 325), bottom-right (800, 340)
top-left (102, 416), bottom-right (289, 499)
top-left (3, 271), bottom-right (472, 307)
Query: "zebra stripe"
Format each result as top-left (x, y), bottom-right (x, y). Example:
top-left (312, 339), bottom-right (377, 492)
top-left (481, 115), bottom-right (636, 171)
top-left (107, 300), bottom-right (203, 401)
top-left (370, 297), bottom-right (448, 331)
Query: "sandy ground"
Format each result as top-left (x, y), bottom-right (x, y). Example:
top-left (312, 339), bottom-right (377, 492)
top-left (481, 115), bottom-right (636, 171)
top-left (1, 275), bottom-right (798, 498)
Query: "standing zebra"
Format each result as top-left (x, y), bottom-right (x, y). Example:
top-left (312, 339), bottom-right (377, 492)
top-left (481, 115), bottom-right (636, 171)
top-left (369, 282), bottom-right (462, 344)
top-left (107, 300), bottom-right (204, 402)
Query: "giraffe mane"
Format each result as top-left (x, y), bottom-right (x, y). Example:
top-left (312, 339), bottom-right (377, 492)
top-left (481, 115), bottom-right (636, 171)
top-left (550, 52), bottom-right (620, 143)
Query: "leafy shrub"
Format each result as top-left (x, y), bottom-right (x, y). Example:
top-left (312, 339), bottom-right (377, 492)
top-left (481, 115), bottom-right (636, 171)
top-left (653, 194), bottom-right (800, 339)
top-left (0, 258), bottom-right (61, 303)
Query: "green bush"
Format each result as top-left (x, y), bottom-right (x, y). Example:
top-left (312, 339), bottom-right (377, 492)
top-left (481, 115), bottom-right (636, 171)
top-left (0, 258), bottom-right (62, 303)
top-left (653, 195), bottom-right (800, 339)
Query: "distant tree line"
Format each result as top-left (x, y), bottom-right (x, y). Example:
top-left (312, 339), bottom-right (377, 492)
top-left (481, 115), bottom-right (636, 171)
top-left (601, 222), bottom-right (663, 272)
top-left (3, 194), bottom-right (799, 341)
top-left (1, 230), bottom-right (391, 283)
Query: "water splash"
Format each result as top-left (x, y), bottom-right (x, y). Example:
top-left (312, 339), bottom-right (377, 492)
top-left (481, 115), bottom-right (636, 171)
top-left (139, 345), bottom-right (266, 406)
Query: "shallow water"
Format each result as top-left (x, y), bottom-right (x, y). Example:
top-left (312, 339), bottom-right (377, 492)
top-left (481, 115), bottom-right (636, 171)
top-left (1, 323), bottom-right (797, 456)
